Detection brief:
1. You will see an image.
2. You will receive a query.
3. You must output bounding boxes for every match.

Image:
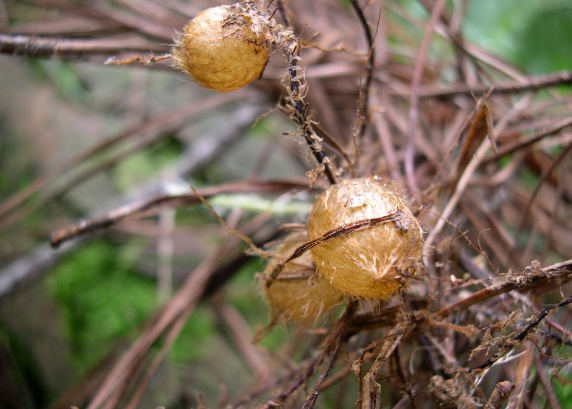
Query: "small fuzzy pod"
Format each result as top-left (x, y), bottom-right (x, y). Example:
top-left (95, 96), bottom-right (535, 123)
top-left (307, 177), bottom-right (423, 300)
top-left (172, 3), bottom-right (269, 92)
top-left (262, 235), bottom-right (345, 326)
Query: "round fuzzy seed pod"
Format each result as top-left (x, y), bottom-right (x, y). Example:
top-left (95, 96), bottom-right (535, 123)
top-left (307, 177), bottom-right (423, 300)
top-left (172, 4), bottom-right (269, 92)
top-left (262, 235), bottom-right (345, 326)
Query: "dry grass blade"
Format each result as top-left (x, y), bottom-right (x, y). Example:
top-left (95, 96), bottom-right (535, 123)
top-left (484, 381), bottom-right (514, 409)
top-left (505, 341), bottom-right (535, 409)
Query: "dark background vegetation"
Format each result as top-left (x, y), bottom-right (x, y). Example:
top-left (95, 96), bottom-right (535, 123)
top-left (0, 0), bottom-right (571, 408)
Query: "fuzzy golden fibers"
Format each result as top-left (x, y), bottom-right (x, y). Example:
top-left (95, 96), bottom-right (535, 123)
top-left (263, 235), bottom-right (345, 326)
top-left (173, 4), bottom-right (268, 92)
top-left (307, 177), bottom-right (423, 300)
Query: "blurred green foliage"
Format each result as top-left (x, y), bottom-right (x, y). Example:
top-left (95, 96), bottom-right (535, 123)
top-left (464, 0), bottom-right (572, 74)
top-left (225, 259), bottom-right (289, 351)
top-left (48, 239), bottom-right (221, 373)
top-left (114, 135), bottom-right (184, 193)
top-left (555, 373), bottom-right (572, 406)
top-left (49, 241), bottom-right (157, 373)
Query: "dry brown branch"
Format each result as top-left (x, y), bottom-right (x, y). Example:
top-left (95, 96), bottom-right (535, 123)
top-left (0, 33), bottom-right (169, 57)
top-left (2, 1), bottom-right (572, 408)
top-left (300, 340), bottom-right (342, 409)
top-left (0, 93), bottom-right (237, 223)
top-left (391, 70), bottom-right (572, 98)
top-left (359, 320), bottom-right (408, 409)
top-left (483, 116), bottom-right (572, 165)
top-left (434, 260), bottom-right (572, 320)
top-left (50, 179), bottom-right (309, 247)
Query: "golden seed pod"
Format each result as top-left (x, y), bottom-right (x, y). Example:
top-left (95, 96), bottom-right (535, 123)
top-left (307, 177), bottom-right (423, 300)
top-left (172, 4), bottom-right (269, 92)
top-left (262, 235), bottom-right (345, 326)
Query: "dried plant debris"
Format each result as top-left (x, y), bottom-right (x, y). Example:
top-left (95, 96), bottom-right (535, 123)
top-left (0, 1), bottom-right (571, 409)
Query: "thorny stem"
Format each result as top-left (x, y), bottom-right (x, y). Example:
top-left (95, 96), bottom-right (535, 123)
top-left (346, 259), bottom-right (572, 333)
top-left (288, 54), bottom-right (337, 185)
top-left (514, 295), bottom-right (572, 342)
top-left (434, 260), bottom-right (572, 320)
top-left (300, 341), bottom-right (343, 409)
top-left (360, 322), bottom-right (408, 409)
top-left (275, 0), bottom-right (337, 185)
top-left (474, 295), bottom-right (572, 371)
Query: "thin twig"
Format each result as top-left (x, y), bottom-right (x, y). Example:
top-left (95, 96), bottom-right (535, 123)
top-left (349, 0), bottom-right (376, 141)
top-left (434, 260), bottom-right (572, 320)
top-left (300, 340), bottom-right (343, 409)
top-left (391, 70), bottom-right (572, 98)
top-left (506, 143), bottom-right (572, 265)
top-left (360, 321), bottom-right (408, 409)
top-left (0, 33), bottom-right (168, 57)
top-left (405, 0), bottom-right (448, 199)
top-left (49, 179), bottom-right (309, 248)
top-left (258, 300), bottom-right (358, 409)
top-left (482, 116), bottom-right (572, 165)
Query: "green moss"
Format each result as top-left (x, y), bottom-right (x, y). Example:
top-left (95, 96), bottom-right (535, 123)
top-left (49, 240), bottom-right (157, 373)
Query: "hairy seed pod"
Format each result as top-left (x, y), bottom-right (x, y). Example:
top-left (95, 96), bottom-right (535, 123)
top-left (307, 177), bottom-right (423, 300)
top-left (172, 3), bottom-right (269, 92)
top-left (262, 234), bottom-right (345, 326)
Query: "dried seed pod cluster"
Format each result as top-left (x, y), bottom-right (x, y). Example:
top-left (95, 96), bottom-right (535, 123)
top-left (307, 177), bottom-right (423, 300)
top-left (262, 234), bottom-right (345, 325)
top-left (172, 3), bottom-right (269, 92)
